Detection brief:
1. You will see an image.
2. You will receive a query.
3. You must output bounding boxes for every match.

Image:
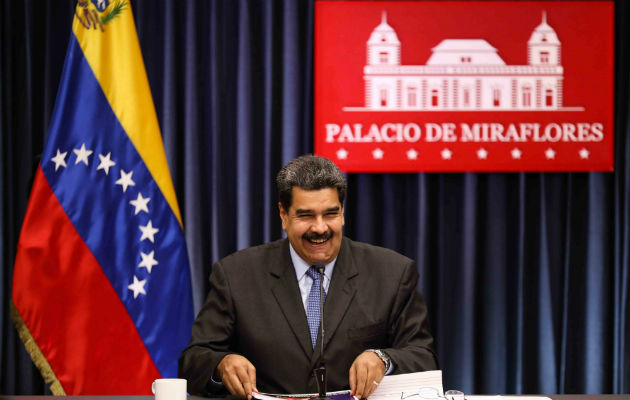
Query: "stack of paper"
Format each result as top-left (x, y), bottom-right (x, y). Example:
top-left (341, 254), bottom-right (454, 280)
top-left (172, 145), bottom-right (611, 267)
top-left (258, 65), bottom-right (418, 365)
top-left (370, 370), bottom-right (444, 400)
top-left (251, 370), bottom-right (444, 400)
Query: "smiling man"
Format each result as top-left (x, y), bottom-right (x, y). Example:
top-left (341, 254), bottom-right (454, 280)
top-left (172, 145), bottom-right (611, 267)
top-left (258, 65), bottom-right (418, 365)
top-left (279, 185), bottom-right (344, 266)
top-left (179, 155), bottom-right (437, 398)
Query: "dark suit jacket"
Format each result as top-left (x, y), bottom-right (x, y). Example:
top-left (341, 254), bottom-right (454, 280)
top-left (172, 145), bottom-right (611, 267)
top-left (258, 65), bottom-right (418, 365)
top-left (179, 237), bottom-right (437, 395)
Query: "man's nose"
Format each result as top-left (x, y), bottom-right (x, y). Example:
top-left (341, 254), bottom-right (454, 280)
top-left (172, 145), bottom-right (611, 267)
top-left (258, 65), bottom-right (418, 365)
top-left (311, 215), bottom-right (327, 233)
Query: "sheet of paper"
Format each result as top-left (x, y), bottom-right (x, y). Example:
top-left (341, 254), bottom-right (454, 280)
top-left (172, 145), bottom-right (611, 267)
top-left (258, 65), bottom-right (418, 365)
top-left (251, 370), bottom-right (443, 400)
top-left (468, 396), bottom-right (552, 400)
top-left (370, 370), bottom-right (444, 400)
top-left (252, 389), bottom-right (352, 400)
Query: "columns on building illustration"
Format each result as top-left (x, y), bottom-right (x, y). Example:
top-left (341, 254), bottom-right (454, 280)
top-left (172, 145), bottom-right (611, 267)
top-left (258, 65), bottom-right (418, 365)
top-left (363, 10), bottom-right (563, 110)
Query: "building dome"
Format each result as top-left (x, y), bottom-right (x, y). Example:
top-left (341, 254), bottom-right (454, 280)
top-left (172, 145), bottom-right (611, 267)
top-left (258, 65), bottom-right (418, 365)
top-left (528, 11), bottom-right (560, 45)
top-left (367, 12), bottom-right (400, 45)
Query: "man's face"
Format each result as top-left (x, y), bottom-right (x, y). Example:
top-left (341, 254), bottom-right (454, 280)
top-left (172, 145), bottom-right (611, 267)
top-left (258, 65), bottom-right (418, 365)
top-left (279, 187), bottom-right (345, 266)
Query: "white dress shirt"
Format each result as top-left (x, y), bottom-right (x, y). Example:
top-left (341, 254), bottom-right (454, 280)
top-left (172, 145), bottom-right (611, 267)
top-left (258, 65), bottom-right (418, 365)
top-left (289, 243), bottom-right (335, 311)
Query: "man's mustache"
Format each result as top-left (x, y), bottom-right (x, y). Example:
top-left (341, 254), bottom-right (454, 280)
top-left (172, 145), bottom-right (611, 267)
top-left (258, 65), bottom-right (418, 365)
top-left (302, 231), bottom-right (333, 242)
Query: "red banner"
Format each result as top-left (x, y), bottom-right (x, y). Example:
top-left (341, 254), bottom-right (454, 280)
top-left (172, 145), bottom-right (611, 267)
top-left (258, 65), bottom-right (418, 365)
top-left (314, 1), bottom-right (614, 172)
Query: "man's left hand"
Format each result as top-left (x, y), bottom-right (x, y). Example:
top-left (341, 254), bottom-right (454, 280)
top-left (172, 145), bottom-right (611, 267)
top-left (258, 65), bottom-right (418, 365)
top-left (349, 351), bottom-right (386, 399)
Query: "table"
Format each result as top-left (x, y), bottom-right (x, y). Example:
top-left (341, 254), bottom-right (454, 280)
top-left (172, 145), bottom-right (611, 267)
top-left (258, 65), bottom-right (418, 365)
top-left (0, 395), bottom-right (628, 400)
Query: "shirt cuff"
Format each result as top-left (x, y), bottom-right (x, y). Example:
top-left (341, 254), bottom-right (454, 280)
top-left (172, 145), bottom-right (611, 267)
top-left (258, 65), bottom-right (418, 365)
top-left (385, 358), bottom-right (395, 375)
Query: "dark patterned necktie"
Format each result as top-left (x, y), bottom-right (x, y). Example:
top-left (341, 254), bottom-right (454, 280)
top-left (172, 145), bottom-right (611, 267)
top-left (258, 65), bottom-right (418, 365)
top-left (306, 266), bottom-right (327, 348)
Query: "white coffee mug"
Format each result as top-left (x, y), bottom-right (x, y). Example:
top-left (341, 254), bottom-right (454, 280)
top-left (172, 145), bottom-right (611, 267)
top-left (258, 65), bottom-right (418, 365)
top-left (152, 378), bottom-right (187, 400)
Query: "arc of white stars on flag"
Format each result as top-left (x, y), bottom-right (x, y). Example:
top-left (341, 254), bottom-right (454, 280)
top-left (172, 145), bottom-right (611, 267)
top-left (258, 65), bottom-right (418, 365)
top-left (46, 143), bottom-right (165, 301)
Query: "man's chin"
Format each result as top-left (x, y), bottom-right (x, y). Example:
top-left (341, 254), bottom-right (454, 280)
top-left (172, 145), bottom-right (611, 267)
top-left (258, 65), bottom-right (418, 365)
top-left (302, 251), bottom-right (333, 266)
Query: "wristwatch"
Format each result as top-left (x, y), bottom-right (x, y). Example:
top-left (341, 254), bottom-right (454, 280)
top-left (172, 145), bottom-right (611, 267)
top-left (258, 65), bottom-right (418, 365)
top-left (367, 349), bottom-right (391, 372)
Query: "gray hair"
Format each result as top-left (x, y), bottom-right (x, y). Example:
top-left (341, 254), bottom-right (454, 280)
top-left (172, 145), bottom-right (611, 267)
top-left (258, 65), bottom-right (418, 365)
top-left (276, 155), bottom-right (347, 211)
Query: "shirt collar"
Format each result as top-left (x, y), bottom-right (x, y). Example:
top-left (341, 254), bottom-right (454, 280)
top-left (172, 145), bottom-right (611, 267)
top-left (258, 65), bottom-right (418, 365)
top-left (289, 242), bottom-right (336, 281)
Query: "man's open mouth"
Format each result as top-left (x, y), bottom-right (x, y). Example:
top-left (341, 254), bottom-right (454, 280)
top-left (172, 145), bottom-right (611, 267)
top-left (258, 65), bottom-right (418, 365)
top-left (303, 231), bottom-right (333, 245)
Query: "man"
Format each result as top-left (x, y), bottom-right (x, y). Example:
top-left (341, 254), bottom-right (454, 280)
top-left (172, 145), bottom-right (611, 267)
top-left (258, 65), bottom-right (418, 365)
top-left (179, 155), bottom-right (437, 398)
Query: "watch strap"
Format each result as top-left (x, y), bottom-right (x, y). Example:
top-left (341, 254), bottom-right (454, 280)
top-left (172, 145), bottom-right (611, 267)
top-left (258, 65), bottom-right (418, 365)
top-left (367, 349), bottom-right (391, 372)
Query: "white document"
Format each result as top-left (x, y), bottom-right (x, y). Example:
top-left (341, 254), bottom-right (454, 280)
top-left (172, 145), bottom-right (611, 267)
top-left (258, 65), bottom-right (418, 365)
top-left (370, 370), bottom-right (444, 400)
top-left (251, 370), bottom-right (443, 400)
top-left (468, 397), bottom-right (552, 400)
top-left (252, 389), bottom-right (352, 400)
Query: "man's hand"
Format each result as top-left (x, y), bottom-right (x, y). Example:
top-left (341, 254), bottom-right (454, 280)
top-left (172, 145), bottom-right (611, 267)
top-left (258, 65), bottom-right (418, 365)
top-left (349, 351), bottom-right (386, 399)
top-left (215, 354), bottom-right (257, 399)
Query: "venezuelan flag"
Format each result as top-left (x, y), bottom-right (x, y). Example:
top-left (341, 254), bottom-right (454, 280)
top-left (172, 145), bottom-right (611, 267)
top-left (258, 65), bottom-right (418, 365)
top-left (11, 0), bottom-right (193, 394)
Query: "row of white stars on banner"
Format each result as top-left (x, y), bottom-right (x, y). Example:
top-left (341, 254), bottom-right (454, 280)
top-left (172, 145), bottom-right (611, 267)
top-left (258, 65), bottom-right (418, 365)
top-left (50, 143), bottom-right (159, 300)
top-left (335, 147), bottom-right (592, 161)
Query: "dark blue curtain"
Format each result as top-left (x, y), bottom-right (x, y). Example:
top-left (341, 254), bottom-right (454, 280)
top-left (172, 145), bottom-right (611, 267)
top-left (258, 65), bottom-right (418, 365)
top-left (1, 0), bottom-right (628, 395)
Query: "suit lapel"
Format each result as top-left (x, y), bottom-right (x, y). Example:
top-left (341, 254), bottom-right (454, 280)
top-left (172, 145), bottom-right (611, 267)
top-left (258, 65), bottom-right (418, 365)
top-left (269, 240), bottom-right (313, 359)
top-left (310, 238), bottom-right (358, 368)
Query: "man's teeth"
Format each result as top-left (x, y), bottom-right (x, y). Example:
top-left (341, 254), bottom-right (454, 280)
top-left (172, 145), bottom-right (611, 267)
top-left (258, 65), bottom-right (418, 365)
top-left (309, 238), bottom-right (328, 244)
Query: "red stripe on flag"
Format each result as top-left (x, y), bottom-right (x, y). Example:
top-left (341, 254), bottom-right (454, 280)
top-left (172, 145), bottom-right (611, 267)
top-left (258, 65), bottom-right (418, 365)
top-left (12, 168), bottom-right (161, 394)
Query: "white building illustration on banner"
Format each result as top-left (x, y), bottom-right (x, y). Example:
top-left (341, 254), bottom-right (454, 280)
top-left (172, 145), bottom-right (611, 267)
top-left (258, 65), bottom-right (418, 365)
top-left (347, 11), bottom-right (581, 111)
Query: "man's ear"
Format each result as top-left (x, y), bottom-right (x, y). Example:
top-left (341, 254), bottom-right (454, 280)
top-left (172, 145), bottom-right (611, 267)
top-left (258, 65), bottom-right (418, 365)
top-left (278, 202), bottom-right (288, 230)
top-left (340, 205), bottom-right (345, 227)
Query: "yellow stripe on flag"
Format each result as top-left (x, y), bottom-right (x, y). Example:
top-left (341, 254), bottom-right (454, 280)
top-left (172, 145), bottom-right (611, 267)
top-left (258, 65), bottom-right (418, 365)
top-left (71, 1), bottom-right (183, 227)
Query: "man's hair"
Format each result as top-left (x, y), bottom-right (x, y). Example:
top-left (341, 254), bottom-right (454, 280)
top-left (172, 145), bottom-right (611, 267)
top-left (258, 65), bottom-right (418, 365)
top-left (276, 155), bottom-right (347, 211)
